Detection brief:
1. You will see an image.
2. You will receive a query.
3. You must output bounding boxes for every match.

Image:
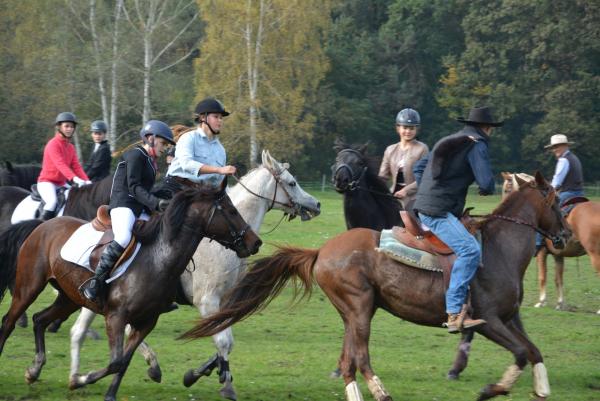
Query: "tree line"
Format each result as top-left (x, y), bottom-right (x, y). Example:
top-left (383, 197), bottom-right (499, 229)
top-left (1, 0), bottom-right (598, 182)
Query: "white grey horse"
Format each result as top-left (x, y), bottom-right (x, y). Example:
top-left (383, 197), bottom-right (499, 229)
top-left (68, 150), bottom-right (321, 400)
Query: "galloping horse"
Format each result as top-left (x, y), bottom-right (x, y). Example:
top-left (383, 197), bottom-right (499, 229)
top-left (332, 139), bottom-right (402, 230)
top-left (67, 150), bottom-right (321, 400)
top-left (0, 162), bottom-right (41, 189)
top-left (180, 172), bottom-right (569, 401)
top-left (0, 186), bottom-right (261, 401)
top-left (502, 172), bottom-right (600, 312)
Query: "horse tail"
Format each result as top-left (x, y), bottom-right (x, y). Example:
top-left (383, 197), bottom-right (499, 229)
top-left (179, 246), bottom-right (319, 340)
top-left (0, 220), bottom-right (43, 302)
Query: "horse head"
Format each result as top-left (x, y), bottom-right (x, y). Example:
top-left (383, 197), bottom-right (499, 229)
top-left (260, 150), bottom-right (320, 221)
top-left (501, 171), bottom-right (534, 199)
top-left (518, 171), bottom-right (571, 249)
top-left (183, 187), bottom-right (262, 258)
top-left (331, 139), bottom-right (369, 193)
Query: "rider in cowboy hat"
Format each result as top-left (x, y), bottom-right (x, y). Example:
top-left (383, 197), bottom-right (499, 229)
top-left (414, 106), bottom-right (502, 333)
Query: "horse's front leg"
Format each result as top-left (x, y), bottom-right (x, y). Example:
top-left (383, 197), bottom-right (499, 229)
top-left (125, 324), bottom-right (162, 383)
top-left (69, 312), bottom-right (126, 390)
top-left (534, 251), bottom-right (548, 308)
top-left (104, 319), bottom-right (158, 401)
top-left (214, 328), bottom-right (236, 400)
top-left (447, 330), bottom-right (475, 380)
top-left (554, 256), bottom-right (565, 310)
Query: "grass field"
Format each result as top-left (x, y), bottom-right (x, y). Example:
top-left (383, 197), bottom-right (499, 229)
top-left (1, 189), bottom-right (600, 401)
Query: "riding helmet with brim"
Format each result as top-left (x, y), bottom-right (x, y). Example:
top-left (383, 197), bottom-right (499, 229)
top-left (194, 98), bottom-right (230, 122)
top-left (140, 120), bottom-right (176, 145)
top-left (456, 106), bottom-right (503, 127)
top-left (55, 112), bottom-right (78, 126)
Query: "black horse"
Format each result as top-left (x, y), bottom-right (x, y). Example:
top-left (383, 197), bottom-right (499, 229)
top-left (331, 139), bottom-right (403, 231)
top-left (0, 162), bottom-right (41, 189)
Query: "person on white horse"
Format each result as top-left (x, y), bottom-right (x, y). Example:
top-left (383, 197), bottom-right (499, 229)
top-left (160, 97), bottom-right (237, 195)
top-left (81, 120), bottom-right (175, 304)
top-left (37, 112), bottom-right (91, 220)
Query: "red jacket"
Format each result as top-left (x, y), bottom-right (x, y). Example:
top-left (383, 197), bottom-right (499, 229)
top-left (38, 133), bottom-right (89, 186)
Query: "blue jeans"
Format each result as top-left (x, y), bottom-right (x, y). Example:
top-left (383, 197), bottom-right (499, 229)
top-left (535, 189), bottom-right (584, 247)
top-left (418, 212), bottom-right (481, 314)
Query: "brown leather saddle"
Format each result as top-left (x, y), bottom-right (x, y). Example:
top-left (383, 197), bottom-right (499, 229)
top-left (391, 210), bottom-right (479, 289)
top-left (88, 205), bottom-right (138, 273)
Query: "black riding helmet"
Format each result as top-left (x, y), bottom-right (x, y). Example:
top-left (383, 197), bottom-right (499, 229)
top-left (91, 120), bottom-right (108, 133)
top-left (194, 98), bottom-right (230, 122)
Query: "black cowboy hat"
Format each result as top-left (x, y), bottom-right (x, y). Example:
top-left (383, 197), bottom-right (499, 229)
top-left (456, 106), bottom-right (504, 127)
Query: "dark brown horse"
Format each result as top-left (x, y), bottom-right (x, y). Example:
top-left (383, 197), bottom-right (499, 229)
top-left (0, 162), bottom-right (41, 189)
top-left (0, 187), bottom-right (261, 401)
top-left (180, 172), bottom-right (569, 401)
top-left (331, 139), bottom-right (403, 230)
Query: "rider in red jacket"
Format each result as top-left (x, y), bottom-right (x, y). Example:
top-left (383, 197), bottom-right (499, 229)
top-left (37, 112), bottom-right (90, 220)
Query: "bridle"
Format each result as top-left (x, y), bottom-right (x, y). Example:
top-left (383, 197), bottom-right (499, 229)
top-left (332, 149), bottom-right (368, 192)
top-left (232, 167), bottom-right (297, 212)
top-left (203, 191), bottom-right (251, 251)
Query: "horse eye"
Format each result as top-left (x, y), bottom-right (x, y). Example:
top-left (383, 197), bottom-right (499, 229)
top-left (289, 181), bottom-right (297, 187)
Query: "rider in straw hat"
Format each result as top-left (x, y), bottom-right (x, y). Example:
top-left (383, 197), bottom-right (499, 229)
top-left (534, 134), bottom-right (584, 254)
top-left (414, 106), bottom-right (502, 333)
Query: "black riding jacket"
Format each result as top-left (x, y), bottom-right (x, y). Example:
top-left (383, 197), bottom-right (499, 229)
top-left (84, 140), bottom-right (112, 182)
top-left (109, 146), bottom-right (159, 216)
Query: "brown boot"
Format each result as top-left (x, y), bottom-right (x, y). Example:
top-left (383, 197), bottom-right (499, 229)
top-left (446, 311), bottom-right (486, 333)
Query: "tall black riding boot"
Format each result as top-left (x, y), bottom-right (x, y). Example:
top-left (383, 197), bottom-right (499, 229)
top-left (82, 241), bottom-right (125, 303)
top-left (41, 209), bottom-right (56, 221)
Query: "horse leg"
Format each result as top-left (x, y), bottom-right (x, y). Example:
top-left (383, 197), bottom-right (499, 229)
top-left (534, 250), bottom-right (548, 308)
top-left (103, 319), bottom-right (158, 401)
top-left (339, 320), bottom-right (363, 401)
top-left (554, 256), bottom-right (565, 310)
top-left (8, 286), bottom-right (28, 328)
top-left (69, 312), bottom-right (126, 390)
top-left (27, 292), bottom-right (79, 383)
top-left (69, 308), bottom-right (98, 385)
top-left (505, 315), bottom-right (550, 400)
top-left (125, 323), bottom-right (162, 383)
top-left (475, 317), bottom-right (533, 400)
top-left (447, 330), bottom-right (475, 380)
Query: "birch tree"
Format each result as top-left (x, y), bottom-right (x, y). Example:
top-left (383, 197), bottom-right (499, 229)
top-left (195, 0), bottom-right (332, 168)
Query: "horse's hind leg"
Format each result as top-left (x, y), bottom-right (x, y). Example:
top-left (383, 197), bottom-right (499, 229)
top-left (534, 250), bottom-right (548, 307)
top-left (8, 285), bottom-right (28, 328)
top-left (125, 324), bottom-right (162, 383)
top-left (103, 319), bottom-right (158, 401)
top-left (447, 330), bottom-right (475, 380)
top-left (554, 256), bottom-right (565, 310)
top-left (27, 292), bottom-right (79, 383)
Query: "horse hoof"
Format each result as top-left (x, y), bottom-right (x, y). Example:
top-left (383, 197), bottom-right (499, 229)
top-left (24, 368), bottom-right (38, 384)
top-left (104, 395), bottom-right (116, 401)
top-left (329, 368), bottom-right (342, 379)
top-left (596, 309), bottom-right (600, 315)
top-left (220, 382), bottom-right (237, 401)
top-left (69, 374), bottom-right (86, 390)
top-left (183, 369), bottom-right (201, 387)
top-left (534, 301), bottom-right (546, 308)
top-left (447, 370), bottom-right (459, 380)
top-left (555, 304), bottom-right (564, 311)
top-left (147, 365), bottom-right (162, 383)
top-left (477, 384), bottom-right (509, 401)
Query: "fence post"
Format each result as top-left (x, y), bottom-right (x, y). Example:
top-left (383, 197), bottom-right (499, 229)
top-left (322, 174), bottom-right (326, 192)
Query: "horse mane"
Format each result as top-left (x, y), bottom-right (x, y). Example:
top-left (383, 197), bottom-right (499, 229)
top-left (334, 138), bottom-right (400, 212)
top-left (0, 162), bottom-right (41, 189)
top-left (483, 180), bottom-right (536, 226)
top-left (133, 187), bottom-right (222, 245)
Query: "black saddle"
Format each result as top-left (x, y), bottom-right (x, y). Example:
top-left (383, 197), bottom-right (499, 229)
top-left (30, 184), bottom-right (68, 217)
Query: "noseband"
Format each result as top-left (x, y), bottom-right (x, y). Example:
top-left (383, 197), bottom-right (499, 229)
top-left (333, 149), bottom-right (367, 191)
top-left (203, 192), bottom-right (251, 251)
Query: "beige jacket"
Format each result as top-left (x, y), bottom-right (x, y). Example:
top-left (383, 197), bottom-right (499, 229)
top-left (379, 140), bottom-right (429, 199)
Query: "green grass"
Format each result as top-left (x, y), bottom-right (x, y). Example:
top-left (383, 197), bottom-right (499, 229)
top-left (1, 190), bottom-right (600, 401)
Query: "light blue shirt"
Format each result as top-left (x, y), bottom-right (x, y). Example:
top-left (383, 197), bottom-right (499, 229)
top-left (166, 127), bottom-right (226, 187)
top-left (551, 150), bottom-right (570, 189)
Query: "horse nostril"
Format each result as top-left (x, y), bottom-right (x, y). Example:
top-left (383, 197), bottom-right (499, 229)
top-left (316, 202), bottom-right (321, 210)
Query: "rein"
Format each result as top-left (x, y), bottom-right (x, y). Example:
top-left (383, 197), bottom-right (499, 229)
top-left (484, 214), bottom-right (561, 242)
top-left (203, 192), bottom-right (251, 251)
top-left (231, 168), bottom-right (296, 211)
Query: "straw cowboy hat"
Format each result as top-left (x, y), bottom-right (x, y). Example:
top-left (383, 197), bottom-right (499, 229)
top-left (544, 134), bottom-right (574, 149)
top-left (456, 106), bottom-right (504, 127)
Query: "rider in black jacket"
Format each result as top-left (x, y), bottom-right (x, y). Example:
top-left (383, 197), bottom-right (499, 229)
top-left (84, 120), bottom-right (112, 182)
top-left (81, 120), bottom-right (175, 304)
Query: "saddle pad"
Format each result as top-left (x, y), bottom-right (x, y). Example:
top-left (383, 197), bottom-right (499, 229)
top-left (60, 222), bottom-right (141, 284)
top-left (11, 193), bottom-right (68, 224)
top-left (376, 229), bottom-right (443, 272)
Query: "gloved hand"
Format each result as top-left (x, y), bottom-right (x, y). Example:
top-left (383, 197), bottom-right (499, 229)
top-left (73, 176), bottom-right (86, 187)
top-left (157, 199), bottom-right (170, 212)
top-left (85, 180), bottom-right (93, 185)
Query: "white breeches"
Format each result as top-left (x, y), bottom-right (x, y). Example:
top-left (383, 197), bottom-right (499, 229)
top-left (37, 181), bottom-right (62, 211)
top-left (110, 207), bottom-right (136, 248)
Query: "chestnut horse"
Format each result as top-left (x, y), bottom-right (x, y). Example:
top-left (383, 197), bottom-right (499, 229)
top-left (180, 172), bottom-right (569, 401)
top-left (0, 187), bottom-right (261, 401)
top-left (502, 172), bottom-right (600, 312)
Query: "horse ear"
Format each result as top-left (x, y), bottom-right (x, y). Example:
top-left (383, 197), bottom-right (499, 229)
top-left (501, 172), bottom-right (511, 181)
top-left (358, 142), bottom-right (370, 154)
top-left (262, 150), bottom-right (272, 168)
top-left (5, 161), bottom-right (13, 172)
top-left (514, 174), bottom-right (527, 188)
top-left (333, 137), bottom-right (346, 152)
top-left (534, 171), bottom-right (548, 188)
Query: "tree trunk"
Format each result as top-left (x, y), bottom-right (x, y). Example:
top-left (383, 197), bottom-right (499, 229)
top-left (109, 0), bottom-right (124, 152)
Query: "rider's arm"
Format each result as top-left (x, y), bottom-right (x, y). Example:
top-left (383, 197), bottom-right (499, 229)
top-left (45, 139), bottom-right (77, 181)
top-left (378, 146), bottom-right (392, 179)
top-left (551, 157), bottom-right (569, 190)
top-left (467, 142), bottom-right (495, 195)
top-left (174, 133), bottom-right (204, 176)
top-left (70, 147), bottom-right (90, 181)
top-left (412, 153), bottom-right (429, 186)
top-left (125, 151), bottom-right (159, 211)
top-left (403, 144), bottom-right (430, 196)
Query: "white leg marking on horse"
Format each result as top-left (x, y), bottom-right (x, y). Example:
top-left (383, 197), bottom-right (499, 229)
top-left (345, 381), bottom-right (365, 401)
top-left (70, 308), bottom-right (96, 379)
top-left (496, 364), bottom-right (522, 391)
top-left (367, 376), bottom-right (389, 401)
top-left (458, 341), bottom-right (471, 355)
top-left (533, 362), bottom-right (551, 397)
